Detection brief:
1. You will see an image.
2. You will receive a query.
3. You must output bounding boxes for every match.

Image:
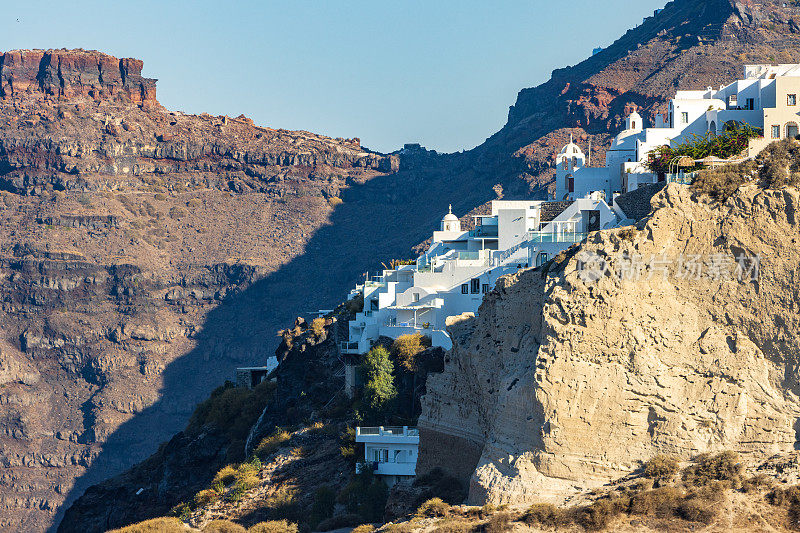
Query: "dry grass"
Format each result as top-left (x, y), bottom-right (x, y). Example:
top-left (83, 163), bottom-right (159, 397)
top-left (310, 317), bottom-right (326, 338)
top-left (202, 520), bottom-right (246, 533)
top-left (350, 526), bottom-right (375, 533)
top-left (246, 520), bottom-right (298, 533)
top-left (106, 517), bottom-right (189, 533)
top-left (254, 428), bottom-right (292, 460)
top-left (416, 497), bottom-right (450, 518)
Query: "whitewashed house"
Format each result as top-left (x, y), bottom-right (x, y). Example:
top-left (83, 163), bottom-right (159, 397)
top-left (355, 426), bottom-right (419, 486)
top-left (341, 197), bottom-right (620, 357)
top-left (555, 63), bottom-right (800, 201)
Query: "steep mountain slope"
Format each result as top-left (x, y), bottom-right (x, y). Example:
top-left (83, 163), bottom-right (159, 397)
top-left (10, 0), bottom-right (800, 531)
top-left (0, 48), bottom-right (405, 532)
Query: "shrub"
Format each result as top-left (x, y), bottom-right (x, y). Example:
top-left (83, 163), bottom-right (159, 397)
top-left (675, 497), bottom-right (716, 524)
top-left (416, 497), bottom-right (450, 518)
top-left (344, 293), bottom-right (364, 315)
top-left (523, 503), bottom-right (568, 528)
top-left (310, 317), bottom-right (326, 339)
top-left (741, 473), bottom-right (773, 493)
top-left (574, 497), bottom-right (625, 531)
top-left (253, 427), bottom-right (291, 460)
top-left (479, 512), bottom-right (512, 533)
top-left (431, 520), bottom-right (471, 533)
top-left (213, 465), bottom-right (238, 486)
top-left (682, 451), bottom-right (743, 488)
top-left (327, 196), bottom-right (343, 207)
top-left (187, 380), bottom-right (276, 446)
top-left (169, 206), bottom-right (187, 219)
top-left (350, 526), bottom-right (375, 533)
top-left (643, 454), bottom-right (679, 479)
top-left (106, 517), bottom-right (187, 533)
top-left (337, 470), bottom-right (389, 522)
top-left (203, 520), bottom-right (247, 533)
top-left (247, 520), bottom-right (298, 533)
top-left (194, 488), bottom-right (220, 507)
top-left (628, 486), bottom-right (683, 517)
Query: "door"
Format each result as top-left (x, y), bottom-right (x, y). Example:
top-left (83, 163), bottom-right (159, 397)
top-left (586, 210), bottom-right (600, 232)
top-left (788, 123), bottom-right (799, 140)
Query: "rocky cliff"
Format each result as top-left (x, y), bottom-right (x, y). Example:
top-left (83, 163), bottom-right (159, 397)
top-left (418, 179), bottom-right (800, 505)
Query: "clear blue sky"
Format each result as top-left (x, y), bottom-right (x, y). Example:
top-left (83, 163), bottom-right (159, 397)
top-left (4, 0), bottom-right (666, 153)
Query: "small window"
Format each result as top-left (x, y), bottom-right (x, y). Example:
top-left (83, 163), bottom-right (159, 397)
top-left (461, 283), bottom-right (469, 294)
top-left (772, 125), bottom-right (781, 139)
top-left (631, 121), bottom-right (636, 129)
top-left (746, 98), bottom-right (754, 110)
top-left (481, 284), bottom-right (490, 294)
top-left (728, 94), bottom-right (738, 107)
top-left (681, 112), bottom-right (689, 124)
top-left (470, 278), bottom-right (480, 294)
top-left (789, 94), bottom-right (797, 106)
top-left (413, 293), bottom-right (420, 302)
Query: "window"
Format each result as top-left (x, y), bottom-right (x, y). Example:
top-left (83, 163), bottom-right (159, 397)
top-left (470, 278), bottom-right (480, 294)
top-left (413, 293), bottom-right (420, 302)
top-left (631, 121), bottom-right (636, 129)
top-left (681, 112), bottom-right (689, 124)
top-left (746, 98), bottom-right (754, 110)
top-left (728, 94), bottom-right (738, 107)
top-left (461, 283), bottom-right (469, 294)
top-left (482, 284), bottom-right (490, 294)
top-left (789, 94), bottom-right (797, 106)
top-left (788, 122), bottom-right (799, 140)
top-left (772, 125), bottom-right (781, 139)
top-left (566, 175), bottom-right (574, 193)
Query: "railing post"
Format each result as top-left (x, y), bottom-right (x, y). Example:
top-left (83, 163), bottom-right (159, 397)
top-left (403, 425), bottom-right (408, 436)
top-left (379, 426), bottom-right (384, 436)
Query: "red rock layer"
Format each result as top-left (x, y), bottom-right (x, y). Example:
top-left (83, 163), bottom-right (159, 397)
top-left (0, 49), bottom-right (158, 108)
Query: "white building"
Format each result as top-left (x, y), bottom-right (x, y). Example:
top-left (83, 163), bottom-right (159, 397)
top-left (341, 196), bottom-right (621, 356)
top-left (355, 426), bottom-right (419, 486)
top-left (555, 63), bottom-right (800, 200)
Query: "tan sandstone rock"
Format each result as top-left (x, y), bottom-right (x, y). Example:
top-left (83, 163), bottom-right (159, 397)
top-left (418, 183), bottom-right (800, 506)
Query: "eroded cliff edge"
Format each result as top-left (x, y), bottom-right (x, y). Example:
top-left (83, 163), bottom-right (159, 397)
top-left (418, 182), bottom-right (800, 505)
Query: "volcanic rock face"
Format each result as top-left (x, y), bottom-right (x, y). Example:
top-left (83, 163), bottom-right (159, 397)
top-left (0, 49), bottom-right (158, 107)
top-left (418, 183), bottom-right (800, 505)
top-left (0, 49), bottom-right (406, 532)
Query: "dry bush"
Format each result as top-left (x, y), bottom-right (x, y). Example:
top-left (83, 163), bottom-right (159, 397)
top-left (106, 517), bottom-right (187, 533)
top-left (391, 333), bottom-right (431, 372)
top-left (523, 503), bottom-right (569, 528)
top-left (247, 520), bottom-right (298, 533)
top-left (314, 513), bottom-right (361, 531)
top-left (350, 526), bottom-right (375, 533)
top-left (682, 451), bottom-right (743, 488)
top-left (628, 486), bottom-right (684, 517)
top-left (741, 473), bottom-right (774, 493)
top-left (327, 196), bottom-right (343, 207)
top-left (154, 193), bottom-right (167, 201)
top-left (310, 317), bottom-right (326, 339)
top-left (213, 465), bottom-right (238, 486)
top-left (431, 519), bottom-right (472, 533)
top-left (187, 198), bottom-right (202, 209)
top-left (203, 520), bottom-right (246, 533)
top-left (643, 454), bottom-right (680, 479)
top-left (574, 497), bottom-right (626, 531)
top-left (194, 488), bottom-right (220, 507)
top-left (674, 497), bottom-right (716, 524)
top-left (617, 227), bottom-right (637, 241)
top-left (478, 512), bottom-right (512, 533)
top-left (768, 484), bottom-right (800, 528)
top-left (692, 163), bottom-right (751, 200)
top-left (416, 497), bottom-right (450, 518)
top-left (253, 428), bottom-right (292, 461)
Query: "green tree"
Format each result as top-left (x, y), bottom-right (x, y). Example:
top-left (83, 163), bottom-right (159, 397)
top-left (360, 345), bottom-right (397, 417)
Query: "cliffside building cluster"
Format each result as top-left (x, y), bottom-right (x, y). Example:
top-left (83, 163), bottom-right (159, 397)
top-left (343, 64), bottom-right (800, 484)
top-left (557, 63), bottom-right (800, 201)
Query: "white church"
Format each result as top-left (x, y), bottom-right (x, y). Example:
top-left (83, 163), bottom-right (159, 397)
top-left (554, 63), bottom-right (800, 201)
top-left (341, 196), bottom-right (621, 356)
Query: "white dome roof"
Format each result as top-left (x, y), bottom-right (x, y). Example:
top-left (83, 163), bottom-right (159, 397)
top-left (559, 135), bottom-right (585, 157)
top-left (443, 204), bottom-right (458, 221)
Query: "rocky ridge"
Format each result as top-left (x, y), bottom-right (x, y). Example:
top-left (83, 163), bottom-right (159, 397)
top-left (417, 181), bottom-right (800, 506)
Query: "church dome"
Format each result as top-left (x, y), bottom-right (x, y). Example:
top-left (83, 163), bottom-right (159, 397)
top-left (442, 204), bottom-right (458, 222)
